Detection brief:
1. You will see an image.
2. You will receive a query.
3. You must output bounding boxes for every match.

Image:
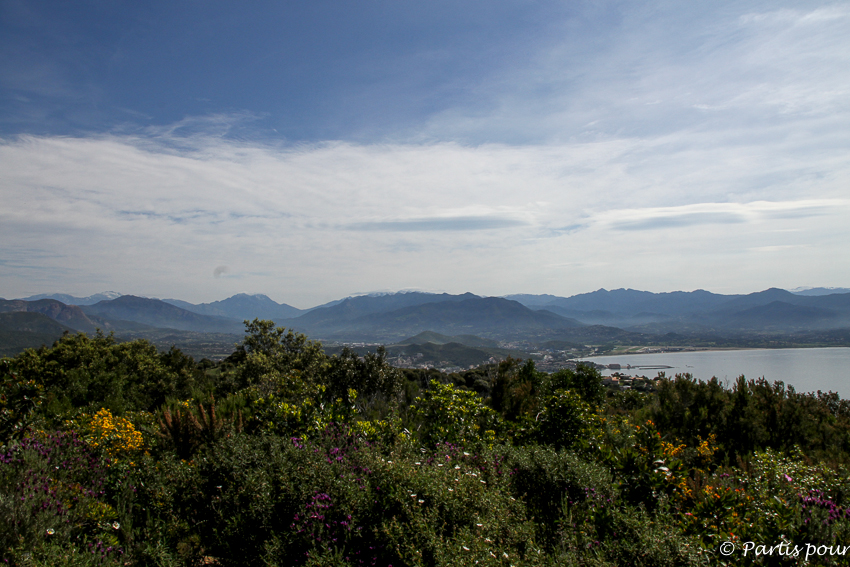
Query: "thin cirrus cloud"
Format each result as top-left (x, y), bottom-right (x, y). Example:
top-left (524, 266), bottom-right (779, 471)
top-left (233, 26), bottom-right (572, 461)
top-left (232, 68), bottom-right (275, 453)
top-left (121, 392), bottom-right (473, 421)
top-left (611, 212), bottom-right (747, 231)
top-left (1, 128), bottom-right (849, 304)
top-left (347, 216), bottom-right (529, 232)
top-left (601, 201), bottom-right (846, 232)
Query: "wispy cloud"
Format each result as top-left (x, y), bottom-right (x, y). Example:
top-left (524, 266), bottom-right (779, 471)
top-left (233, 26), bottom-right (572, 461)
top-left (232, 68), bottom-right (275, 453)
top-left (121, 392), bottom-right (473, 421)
top-left (612, 212), bottom-right (746, 231)
top-left (2, 131), bottom-right (848, 304)
top-left (600, 200), bottom-right (848, 232)
top-left (347, 216), bottom-right (528, 232)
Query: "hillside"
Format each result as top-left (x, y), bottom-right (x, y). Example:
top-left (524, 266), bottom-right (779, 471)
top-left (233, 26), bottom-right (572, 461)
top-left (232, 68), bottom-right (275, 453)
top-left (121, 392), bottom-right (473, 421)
top-left (0, 311), bottom-right (74, 355)
top-left (0, 298), bottom-right (99, 333)
top-left (286, 296), bottom-right (586, 341)
top-left (19, 291), bottom-right (123, 305)
top-left (163, 293), bottom-right (303, 321)
top-left (289, 292), bottom-right (480, 328)
top-left (511, 288), bottom-right (850, 333)
top-left (81, 296), bottom-right (244, 334)
top-left (4, 287), bottom-right (850, 358)
top-left (398, 331), bottom-right (500, 348)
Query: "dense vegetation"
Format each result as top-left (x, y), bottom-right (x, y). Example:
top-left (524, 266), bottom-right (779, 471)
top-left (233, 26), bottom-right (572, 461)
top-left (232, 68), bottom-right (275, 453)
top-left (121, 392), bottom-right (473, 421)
top-left (3, 321), bottom-right (850, 566)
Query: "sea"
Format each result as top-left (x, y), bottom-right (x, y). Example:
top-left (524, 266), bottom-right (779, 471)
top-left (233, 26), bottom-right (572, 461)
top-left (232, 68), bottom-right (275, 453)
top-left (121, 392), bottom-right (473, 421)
top-left (583, 347), bottom-right (850, 398)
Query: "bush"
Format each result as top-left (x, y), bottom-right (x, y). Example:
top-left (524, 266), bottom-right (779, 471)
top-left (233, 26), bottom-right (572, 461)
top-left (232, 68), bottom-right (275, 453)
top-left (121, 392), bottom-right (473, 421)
top-left (0, 431), bottom-right (125, 565)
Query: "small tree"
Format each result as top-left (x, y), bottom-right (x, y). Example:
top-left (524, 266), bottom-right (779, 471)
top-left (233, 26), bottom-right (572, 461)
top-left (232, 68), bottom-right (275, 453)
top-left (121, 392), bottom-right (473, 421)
top-left (544, 363), bottom-right (605, 408)
top-left (411, 380), bottom-right (498, 447)
top-left (533, 388), bottom-right (596, 449)
top-left (232, 319), bottom-right (328, 389)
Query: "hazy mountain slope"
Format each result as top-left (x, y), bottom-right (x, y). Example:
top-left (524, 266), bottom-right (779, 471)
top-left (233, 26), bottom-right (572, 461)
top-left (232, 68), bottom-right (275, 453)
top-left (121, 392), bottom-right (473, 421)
top-left (792, 287), bottom-right (850, 296)
top-left (19, 292), bottom-right (122, 305)
top-left (542, 288), bottom-right (737, 317)
top-left (711, 288), bottom-right (799, 312)
top-left (531, 305), bottom-right (670, 327)
top-left (162, 293), bottom-right (303, 321)
top-left (288, 292), bottom-right (480, 328)
top-left (82, 296), bottom-right (244, 334)
top-left (790, 292), bottom-right (850, 312)
top-left (702, 290), bottom-right (850, 330)
top-left (0, 312), bottom-right (75, 356)
top-left (0, 311), bottom-right (74, 335)
top-left (719, 301), bottom-right (840, 330)
top-left (289, 296), bottom-right (585, 341)
top-left (397, 331), bottom-right (500, 348)
top-left (0, 298), bottom-right (99, 333)
top-left (502, 294), bottom-right (566, 307)
top-left (510, 288), bottom-right (850, 333)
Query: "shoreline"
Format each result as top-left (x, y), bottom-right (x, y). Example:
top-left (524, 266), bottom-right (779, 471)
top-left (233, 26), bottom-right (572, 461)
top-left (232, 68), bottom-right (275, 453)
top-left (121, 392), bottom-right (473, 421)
top-left (585, 345), bottom-right (850, 358)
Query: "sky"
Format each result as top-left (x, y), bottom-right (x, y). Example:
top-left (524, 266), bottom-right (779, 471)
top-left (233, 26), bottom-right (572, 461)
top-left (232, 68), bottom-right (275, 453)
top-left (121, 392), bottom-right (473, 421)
top-left (1, 0), bottom-right (849, 308)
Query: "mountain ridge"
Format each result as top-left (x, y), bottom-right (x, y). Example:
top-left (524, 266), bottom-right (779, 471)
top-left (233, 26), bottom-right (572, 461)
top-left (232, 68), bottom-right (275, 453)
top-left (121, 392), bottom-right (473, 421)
top-left (4, 287), bottom-right (850, 353)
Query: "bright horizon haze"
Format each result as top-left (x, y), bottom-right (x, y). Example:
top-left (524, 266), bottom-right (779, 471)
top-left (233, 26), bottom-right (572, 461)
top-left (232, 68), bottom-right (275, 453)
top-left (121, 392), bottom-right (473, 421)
top-left (2, 1), bottom-right (849, 308)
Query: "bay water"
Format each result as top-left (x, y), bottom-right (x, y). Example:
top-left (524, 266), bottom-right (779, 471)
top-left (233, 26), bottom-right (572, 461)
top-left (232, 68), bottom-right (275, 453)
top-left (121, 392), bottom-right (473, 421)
top-left (583, 347), bottom-right (850, 398)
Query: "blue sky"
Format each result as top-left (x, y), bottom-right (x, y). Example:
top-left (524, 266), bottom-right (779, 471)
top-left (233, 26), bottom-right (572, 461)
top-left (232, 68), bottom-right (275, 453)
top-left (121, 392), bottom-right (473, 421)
top-left (1, 0), bottom-right (849, 307)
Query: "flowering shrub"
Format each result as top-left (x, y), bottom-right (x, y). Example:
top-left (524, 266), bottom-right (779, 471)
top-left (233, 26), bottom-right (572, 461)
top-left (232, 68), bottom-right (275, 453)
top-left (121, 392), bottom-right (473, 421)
top-left (81, 408), bottom-right (145, 460)
top-left (0, 431), bottom-right (124, 565)
top-left (411, 380), bottom-right (498, 447)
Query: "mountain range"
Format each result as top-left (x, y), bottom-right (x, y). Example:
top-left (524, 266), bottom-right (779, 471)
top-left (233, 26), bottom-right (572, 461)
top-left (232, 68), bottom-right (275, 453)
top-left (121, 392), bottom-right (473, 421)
top-left (3, 287), bottom-right (850, 358)
top-left (162, 293), bottom-right (304, 321)
top-left (506, 288), bottom-right (850, 332)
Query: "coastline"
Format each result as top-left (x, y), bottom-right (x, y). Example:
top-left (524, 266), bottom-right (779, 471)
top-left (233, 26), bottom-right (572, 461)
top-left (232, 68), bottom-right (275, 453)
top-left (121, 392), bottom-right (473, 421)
top-left (580, 347), bottom-right (850, 397)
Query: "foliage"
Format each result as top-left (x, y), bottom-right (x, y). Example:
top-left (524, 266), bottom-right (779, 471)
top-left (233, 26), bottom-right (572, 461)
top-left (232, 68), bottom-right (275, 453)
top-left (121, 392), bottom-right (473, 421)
top-left (544, 363), bottom-right (606, 408)
top-left (647, 373), bottom-right (850, 464)
top-left (6, 331), bottom-right (196, 418)
top-left (229, 319), bottom-right (328, 390)
top-left (0, 431), bottom-right (125, 565)
top-left (157, 397), bottom-right (243, 460)
top-left (78, 408), bottom-right (145, 460)
top-left (0, 359), bottom-right (45, 444)
top-left (411, 380), bottom-right (498, 447)
top-left (533, 388), bottom-right (599, 450)
top-left (4, 323), bottom-right (850, 565)
top-left (324, 346), bottom-right (402, 410)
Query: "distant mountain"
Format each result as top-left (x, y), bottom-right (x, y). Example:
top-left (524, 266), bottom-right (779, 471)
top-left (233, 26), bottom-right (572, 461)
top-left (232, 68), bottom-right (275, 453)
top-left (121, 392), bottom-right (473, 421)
top-left (397, 331), bottom-right (500, 349)
top-left (162, 293), bottom-right (303, 322)
top-left (541, 288), bottom-right (736, 317)
top-left (285, 296), bottom-right (585, 341)
top-left (721, 301), bottom-right (839, 330)
top-left (19, 291), bottom-right (123, 305)
top-left (534, 305), bottom-right (671, 327)
top-left (82, 296), bottom-right (244, 334)
top-left (0, 312), bottom-right (75, 356)
top-left (509, 289), bottom-right (732, 329)
top-left (502, 294), bottom-right (567, 307)
top-left (701, 289), bottom-right (850, 331)
top-left (6, 287), bottom-right (849, 348)
top-left (791, 287), bottom-right (850, 296)
top-left (288, 292), bottom-right (481, 329)
top-left (507, 288), bottom-right (850, 333)
top-left (0, 310), bottom-right (73, 335)
top-left (710, 288), bottom-right (796, 311)
top-left (0, 298), bottom-right (99, 333)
